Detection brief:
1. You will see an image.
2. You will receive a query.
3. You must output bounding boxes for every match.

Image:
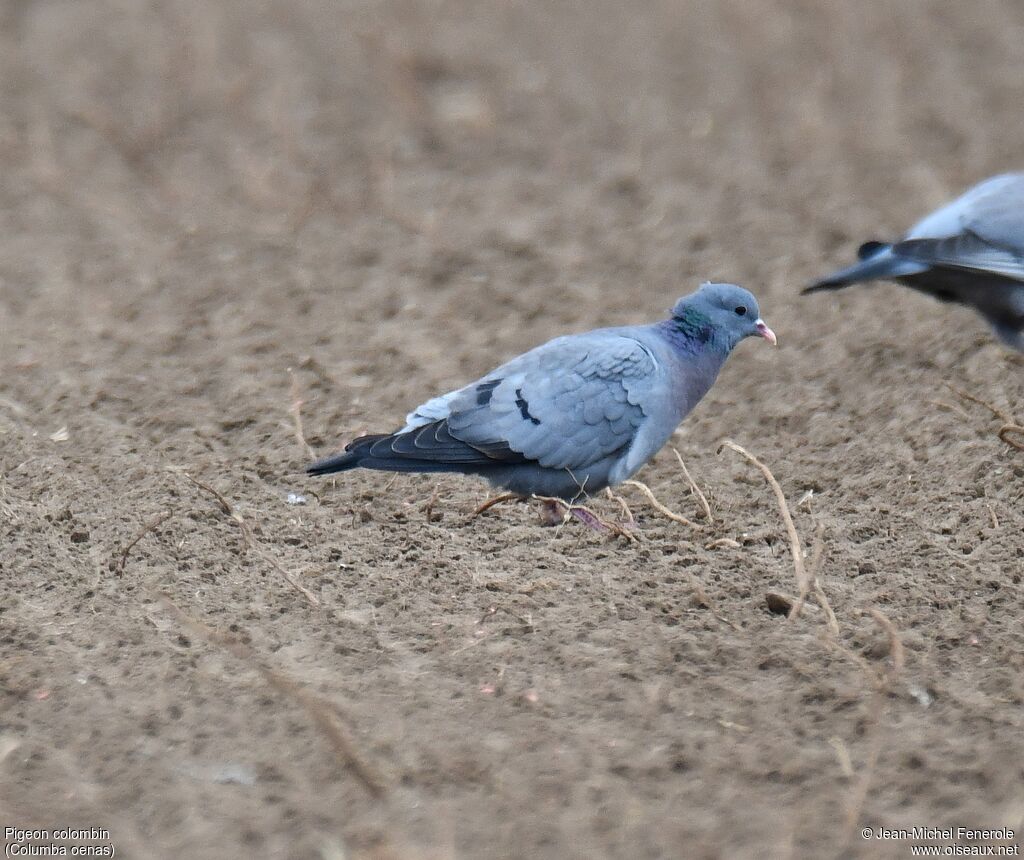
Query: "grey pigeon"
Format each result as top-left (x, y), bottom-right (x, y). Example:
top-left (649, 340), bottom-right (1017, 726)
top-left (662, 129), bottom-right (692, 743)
top-left (308, 283), bottom-right (776, 500)
top-left (804, 173), bottom-right (1024, 351)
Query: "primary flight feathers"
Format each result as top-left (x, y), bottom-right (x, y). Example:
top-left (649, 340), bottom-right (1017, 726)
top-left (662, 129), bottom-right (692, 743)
top-left (805, 172), bottom-right (1024, 351)
top-left (308, 283), bottom-right (776, 500)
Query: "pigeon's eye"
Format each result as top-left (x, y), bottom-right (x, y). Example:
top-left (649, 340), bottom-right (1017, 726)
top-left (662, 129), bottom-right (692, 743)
top-left (734, 306), bottom-right (747, 316)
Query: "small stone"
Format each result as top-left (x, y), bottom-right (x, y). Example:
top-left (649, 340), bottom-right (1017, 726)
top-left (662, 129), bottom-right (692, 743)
top-left (765, 592), bottom-right (794, 615)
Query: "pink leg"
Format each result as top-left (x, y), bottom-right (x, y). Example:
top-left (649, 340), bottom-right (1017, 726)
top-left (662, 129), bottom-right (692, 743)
top-left (569, 506), bottom-right (610, 532)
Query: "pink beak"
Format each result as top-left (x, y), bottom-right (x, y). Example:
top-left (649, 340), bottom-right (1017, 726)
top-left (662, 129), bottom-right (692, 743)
top-left (755, 319), bottom-right (777, 346)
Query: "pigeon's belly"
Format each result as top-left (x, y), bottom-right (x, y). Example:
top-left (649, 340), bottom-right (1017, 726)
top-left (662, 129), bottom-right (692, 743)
top-left (900, 270), bottom-right (1024, 322)
top-left (483, 460), bottom-right (618, 500)
top-left (607, 347), bottom-right (725, 487)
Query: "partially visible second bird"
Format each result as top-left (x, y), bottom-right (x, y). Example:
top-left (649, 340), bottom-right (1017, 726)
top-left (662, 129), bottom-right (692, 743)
top-left (308, 282), bottom-right (776, 502)
top-left (804, 173), bottom-right (1024, 351)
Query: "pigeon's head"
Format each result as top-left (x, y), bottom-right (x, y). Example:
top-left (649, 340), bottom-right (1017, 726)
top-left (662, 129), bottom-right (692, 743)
top-left (671, 283), bottom-right (777, 350)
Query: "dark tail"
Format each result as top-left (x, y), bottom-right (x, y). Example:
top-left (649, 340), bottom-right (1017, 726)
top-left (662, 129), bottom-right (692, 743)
top-left (802, 242), bottom-right (928, 294)
top-left (305, 440), bottom-right (381, 476)
top-left (306, 421), bottom-right (525, 477)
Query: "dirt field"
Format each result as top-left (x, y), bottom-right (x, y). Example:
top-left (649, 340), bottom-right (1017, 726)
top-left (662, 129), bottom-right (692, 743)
top-left (1, 1), bottom-right (1023, 858)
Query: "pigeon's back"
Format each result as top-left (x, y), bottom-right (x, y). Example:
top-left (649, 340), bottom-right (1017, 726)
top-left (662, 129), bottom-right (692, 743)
top-left (906, 172), bottom-right (1024, 250)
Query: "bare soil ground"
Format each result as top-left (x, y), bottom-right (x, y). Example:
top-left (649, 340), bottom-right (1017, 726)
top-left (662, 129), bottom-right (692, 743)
top-left (1, 1), bottom-right (1023, 858)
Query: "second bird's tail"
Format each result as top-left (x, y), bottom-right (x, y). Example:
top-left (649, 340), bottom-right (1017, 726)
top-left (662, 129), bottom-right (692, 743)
top-left (803, 242), bottom-right (928, 293)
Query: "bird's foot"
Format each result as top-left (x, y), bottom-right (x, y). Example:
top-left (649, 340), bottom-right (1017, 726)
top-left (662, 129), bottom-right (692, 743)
top-left (535, 496), bottom-right (638, 541)
top-left (536, 497), bottom-right (607, 531)
top-left (568, 505), bottom-right (611, 532)
top-left (537, 497), bottom-right (572, 527)
top-left (571, 505), bottom-right (640, 541)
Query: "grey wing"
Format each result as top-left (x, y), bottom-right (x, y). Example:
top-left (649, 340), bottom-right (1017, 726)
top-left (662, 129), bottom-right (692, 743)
top-left (402, 390), bottom-right (460, 432)
top-left (898, 173), bottom-right (1024, 281)
top-left (429, 332), bottom-right (657, 472)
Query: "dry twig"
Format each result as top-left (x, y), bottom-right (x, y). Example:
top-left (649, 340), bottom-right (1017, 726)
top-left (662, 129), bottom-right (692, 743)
top-left (181, 472), bottom-right (319, 607)
top-left (812, 579), bottom-right (840, 636)
top-left (117, 511), bottom-right (173, 575)
top-left (946, 383), bottom-right (1015, 424)
top-left (156, 594), bottom-right (385, 797)
top-left (840, 607), bottom-right (906, 843)
top-left (605, 487), bottom-right (637, 526)
top-left (842, 721), bottom-right (883, 841)
top-left (788, 520), bottom-right (838, 637)
top-left (672, 448), bottom-right (712, 522)
top-left (423, 484), bottom-right (441, 522)
top-left (947, 383), bottom-right (1023, 452)
top-left (623, 480), bottom-right (702, 529)
top-left (718, 440), bottom-right (839, 636)
top-left (829, 736), bottom-right (855, 779)
top-left (866, 608), bottom-right (905, 674)
top-left (928, 399), bottom-right (971, 420)
top-left (183, 473), bottom-right (237, 519)
top-left (471, 492), bottom-right (521, 517)
top-left (706, 537), bottom-right (741, 550)
top-left (255, 545), bottom-right (320, 607)
top-left (718, 440), bottom-right (806, 590)
top-left (986, 504), bottom-right (999, 530)
top-left (998, 424), bottom-right (1024, 452)
top-left (288, 368), bottom-right (316, 460)
top-left (688, 574), bottom-right (741, 631)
